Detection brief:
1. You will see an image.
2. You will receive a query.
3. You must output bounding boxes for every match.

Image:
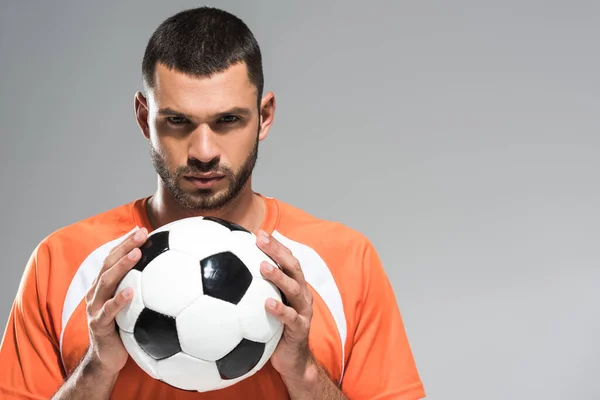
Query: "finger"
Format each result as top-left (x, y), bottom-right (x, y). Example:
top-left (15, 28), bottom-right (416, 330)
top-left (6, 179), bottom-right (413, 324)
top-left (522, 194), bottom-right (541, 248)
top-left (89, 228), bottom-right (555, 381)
top-left (265, 298), bottom-right (308, 339)
top-left (104, 227), bottom-right (147, 272)
top-left (260, 261), bottom-right (309, 314)
top-left (90, 287), bottom-right (133, 333)
top-left (93, 248), bottom-right (142, 307)
top-left (256, 230), bottom-right (306, 286)
top-left (93, 227), bottom-right (148, 287)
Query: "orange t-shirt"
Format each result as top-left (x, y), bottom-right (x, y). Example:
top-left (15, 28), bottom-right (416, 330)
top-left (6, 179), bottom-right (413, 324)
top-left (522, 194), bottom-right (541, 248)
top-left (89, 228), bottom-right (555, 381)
top-left (0, 195), bottom-right (425, 399)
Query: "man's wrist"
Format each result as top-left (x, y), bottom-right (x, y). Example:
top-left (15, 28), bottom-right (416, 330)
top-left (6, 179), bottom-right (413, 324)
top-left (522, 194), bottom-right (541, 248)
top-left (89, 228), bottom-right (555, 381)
top-left (81, 349), bottom-right (120, 383)
top-left (51, 349), bottom-right (120, 400)
top-left (281, 357), bottom-right (347, 400)
top-left (281, 357), bottom-right (332, 400)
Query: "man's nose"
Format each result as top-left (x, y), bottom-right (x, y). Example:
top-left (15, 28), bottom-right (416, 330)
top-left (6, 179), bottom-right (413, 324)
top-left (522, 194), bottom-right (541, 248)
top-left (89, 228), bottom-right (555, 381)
top-left (188, 124), bottom-right (221, 164)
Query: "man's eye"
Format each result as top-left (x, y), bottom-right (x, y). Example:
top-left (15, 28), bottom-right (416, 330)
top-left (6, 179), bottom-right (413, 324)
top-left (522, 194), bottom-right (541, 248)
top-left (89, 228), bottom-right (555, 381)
top-left (167, 117), bottom-right (187, 125)
top-left (218, 115), bottom-right (240, 124)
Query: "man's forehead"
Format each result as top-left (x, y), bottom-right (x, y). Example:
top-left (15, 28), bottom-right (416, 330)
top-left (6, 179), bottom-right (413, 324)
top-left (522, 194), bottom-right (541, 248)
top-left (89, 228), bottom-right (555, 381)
top-left (147, 62), bottom-right (257, 113)
top-left (153, 62), bottom-right (255, 96)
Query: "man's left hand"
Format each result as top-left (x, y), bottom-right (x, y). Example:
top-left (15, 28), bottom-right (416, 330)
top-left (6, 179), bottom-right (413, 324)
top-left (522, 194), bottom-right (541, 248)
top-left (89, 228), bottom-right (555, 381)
top-left (256, 230), bottom-right (348, 400)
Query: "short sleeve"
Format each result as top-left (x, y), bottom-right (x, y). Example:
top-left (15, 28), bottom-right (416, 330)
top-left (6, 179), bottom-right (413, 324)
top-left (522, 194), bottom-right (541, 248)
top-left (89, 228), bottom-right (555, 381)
top-left (0, 242), bottom-right (65, 399)
top-left (340, 242), bottom-right (426, 399)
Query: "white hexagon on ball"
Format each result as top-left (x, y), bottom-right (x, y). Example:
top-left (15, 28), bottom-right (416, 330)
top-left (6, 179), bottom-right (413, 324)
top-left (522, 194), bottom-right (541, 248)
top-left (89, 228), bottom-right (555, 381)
top-left (141, 250), bottom-right (203, 317)
top-left (253, 322), bottom-right (284, 373)
top-left (168, 217), bottom-right (233, 261)
top-left (115, 269), bottom-right (144, 333)
top-left (176, 295), bottom-right (242, 361)
top-left (237, 278), bottom-right (283, 342)
top-left (228, 231), bottom-right (274, 277)
top-left (156, 352), bottom-right (223, 392)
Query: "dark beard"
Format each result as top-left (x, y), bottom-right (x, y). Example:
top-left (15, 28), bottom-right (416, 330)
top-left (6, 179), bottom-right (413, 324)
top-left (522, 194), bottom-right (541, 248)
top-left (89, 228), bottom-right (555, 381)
top-left (149, 137), bottom-right (258, 212)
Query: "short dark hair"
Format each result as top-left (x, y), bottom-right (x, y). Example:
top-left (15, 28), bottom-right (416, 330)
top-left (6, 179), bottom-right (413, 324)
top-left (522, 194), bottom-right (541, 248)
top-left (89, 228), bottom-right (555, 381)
top-left (142, 7), bottom-right (264, 100)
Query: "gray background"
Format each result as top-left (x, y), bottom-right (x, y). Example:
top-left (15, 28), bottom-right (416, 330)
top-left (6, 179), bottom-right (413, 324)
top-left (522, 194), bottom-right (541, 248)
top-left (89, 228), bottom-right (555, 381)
top-left (1, 0), bottom-right (598, 399)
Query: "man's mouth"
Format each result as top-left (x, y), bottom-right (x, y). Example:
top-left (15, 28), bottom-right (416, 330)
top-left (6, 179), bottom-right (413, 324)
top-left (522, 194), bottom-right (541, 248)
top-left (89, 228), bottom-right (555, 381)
top-left (184, 175), bottom-right (225, 188)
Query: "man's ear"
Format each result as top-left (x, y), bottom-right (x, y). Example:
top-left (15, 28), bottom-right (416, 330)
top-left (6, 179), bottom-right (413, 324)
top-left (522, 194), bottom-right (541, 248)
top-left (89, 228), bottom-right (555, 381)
top-left (258, 92), bottom-right (276, 142)
top-left (134, 91), bottom-right (150, 140)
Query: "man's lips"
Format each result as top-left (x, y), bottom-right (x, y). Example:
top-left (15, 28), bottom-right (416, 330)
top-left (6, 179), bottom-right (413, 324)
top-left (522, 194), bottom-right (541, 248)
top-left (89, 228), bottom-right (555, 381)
top-left (185, 173), bottom-right (225, 179)
top-left (184, 175), bottom-right (225, 188)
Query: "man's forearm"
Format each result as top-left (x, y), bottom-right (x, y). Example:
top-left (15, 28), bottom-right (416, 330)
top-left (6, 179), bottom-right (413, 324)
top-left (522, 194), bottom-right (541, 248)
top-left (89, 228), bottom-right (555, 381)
top-left (283, 360), bottom-right (348, 400)
top-left (52, 351), bottom-right (119, 400)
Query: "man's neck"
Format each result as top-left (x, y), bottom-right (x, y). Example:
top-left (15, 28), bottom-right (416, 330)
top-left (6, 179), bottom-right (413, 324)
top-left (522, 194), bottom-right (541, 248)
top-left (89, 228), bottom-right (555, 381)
top-left (146, 182), bottom-right (266, 234)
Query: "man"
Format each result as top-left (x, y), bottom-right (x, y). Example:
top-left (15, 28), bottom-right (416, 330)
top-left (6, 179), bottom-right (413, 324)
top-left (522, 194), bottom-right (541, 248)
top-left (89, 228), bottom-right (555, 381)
top-left (0, 7), bottom-right (425, 400)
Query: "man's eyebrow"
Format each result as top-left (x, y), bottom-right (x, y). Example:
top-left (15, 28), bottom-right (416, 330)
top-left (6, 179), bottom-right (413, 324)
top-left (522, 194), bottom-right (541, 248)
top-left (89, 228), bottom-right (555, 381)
top-left (214, 107), bottom-right (253, 118)
top-left (157, 108), bottom-right (190, 118)
top-left (157, 107), bottom-right (253, 119)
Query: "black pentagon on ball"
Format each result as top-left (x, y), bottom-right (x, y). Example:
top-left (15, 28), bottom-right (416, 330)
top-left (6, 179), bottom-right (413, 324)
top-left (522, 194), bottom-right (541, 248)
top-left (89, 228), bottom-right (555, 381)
top-left (200, 252), bottom-right (253, 304)
top-left (216, 339), bottom-right (265, 380)
top-left (134, 308), bottom-right (181, 360)
top-left (202, 216), bottom-right (250, 233)
top-left (133, 230), bottom-right (170, 273)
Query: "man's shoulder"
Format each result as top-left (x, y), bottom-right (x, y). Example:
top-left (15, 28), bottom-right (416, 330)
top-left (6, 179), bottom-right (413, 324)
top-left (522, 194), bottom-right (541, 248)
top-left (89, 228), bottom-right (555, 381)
top-left (272, 198), bottom-right (372, 254)
top-left (39, 198), bottom-right (143, 256)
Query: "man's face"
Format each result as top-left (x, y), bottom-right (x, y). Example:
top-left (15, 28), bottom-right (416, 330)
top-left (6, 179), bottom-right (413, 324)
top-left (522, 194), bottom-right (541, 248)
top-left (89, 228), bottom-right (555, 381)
top-left (141, 62), bottom-right (264, 211)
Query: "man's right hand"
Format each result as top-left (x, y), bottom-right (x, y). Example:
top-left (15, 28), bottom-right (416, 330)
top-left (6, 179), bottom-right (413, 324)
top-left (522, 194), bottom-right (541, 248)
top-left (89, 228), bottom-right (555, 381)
top-left (84, 227), bottom-right (148, 376)
top-left (51, 227), bottom-right (149, 400)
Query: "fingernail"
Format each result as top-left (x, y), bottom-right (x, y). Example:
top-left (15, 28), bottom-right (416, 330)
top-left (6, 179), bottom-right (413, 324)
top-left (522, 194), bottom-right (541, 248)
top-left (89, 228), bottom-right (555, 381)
top-left (134, 229), bottom-right (144, 241)
top-left (262, 262), bottom-right (274, 273)
top-left (122, 287), bottom-right (133, 298)
top-left (128, 249), bottom-right (138, 259)
top-left (267, 298), bottom-right (277, 309)
top-left (257, 230), bottom-right (270, 245)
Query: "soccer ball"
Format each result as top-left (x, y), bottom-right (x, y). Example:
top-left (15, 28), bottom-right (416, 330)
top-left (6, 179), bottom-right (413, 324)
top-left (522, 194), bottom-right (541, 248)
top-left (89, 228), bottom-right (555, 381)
top-left (114, 216), bottom-right (284, 392)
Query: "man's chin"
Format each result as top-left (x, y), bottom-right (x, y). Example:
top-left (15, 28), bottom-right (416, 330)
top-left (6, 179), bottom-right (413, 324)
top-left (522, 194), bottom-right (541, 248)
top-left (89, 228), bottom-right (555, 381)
top-left (175, 191), bottom-right (230, 212)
